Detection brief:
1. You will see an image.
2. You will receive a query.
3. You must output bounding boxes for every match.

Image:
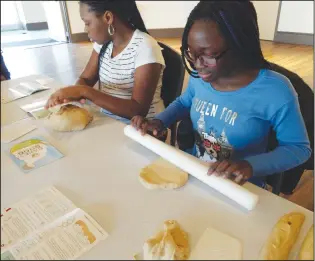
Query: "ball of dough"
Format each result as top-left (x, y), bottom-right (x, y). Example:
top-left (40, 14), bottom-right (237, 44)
top-left (143, 220), bottom-right (190, 260)
top-left (139, 158), bottom-right (188, 190)
top-left (45, 104), bottom-right (93, 132)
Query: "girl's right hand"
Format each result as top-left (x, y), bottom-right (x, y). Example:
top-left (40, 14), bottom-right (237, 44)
top-left (131, 116), bottom-right (166, 137)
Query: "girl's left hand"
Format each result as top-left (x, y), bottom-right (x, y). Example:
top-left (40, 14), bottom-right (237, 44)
top-left (207, 160), bottom-right (253, 185)
top-left (45, 86), bottom-right (86, 109)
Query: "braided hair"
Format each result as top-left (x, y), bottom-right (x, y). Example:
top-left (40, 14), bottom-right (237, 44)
top-left (181, 1), bottom-right (270, 78)
top-left (79, 0), bottom-right (148, 87)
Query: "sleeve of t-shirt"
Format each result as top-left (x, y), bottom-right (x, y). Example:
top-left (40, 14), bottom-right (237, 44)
top-left (245, 95), bottom-right (312, 176)
top-left (134, 37), bottom-right (165, 69)
top-left (155, 76), bottom-right (195, 127)
top-left (93, 42), bottom-right (102, 54)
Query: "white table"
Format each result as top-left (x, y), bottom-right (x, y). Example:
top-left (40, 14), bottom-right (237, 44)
top-left (1, 75), bottom-right (62, 126)
top-left (1, 76), bottom-right (314, 260)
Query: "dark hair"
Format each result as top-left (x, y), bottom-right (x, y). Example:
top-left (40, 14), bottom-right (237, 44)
top-left (181, 1), bottom-right (270, 78)
top-left (79, 0), bottom-right (148, 34)
top-left (79, 0), bottom-right (148, 88)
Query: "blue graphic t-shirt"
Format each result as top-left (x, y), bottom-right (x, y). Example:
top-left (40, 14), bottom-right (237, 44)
top-left (156, 69), bottom-right (311, 177)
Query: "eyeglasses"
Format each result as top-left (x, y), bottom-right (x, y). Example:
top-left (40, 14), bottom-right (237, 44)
top-left (182, 47), bottom-right (229, 67)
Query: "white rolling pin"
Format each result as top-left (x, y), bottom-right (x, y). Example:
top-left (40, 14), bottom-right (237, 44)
top-left (124, 125), bottom-right (259, 211)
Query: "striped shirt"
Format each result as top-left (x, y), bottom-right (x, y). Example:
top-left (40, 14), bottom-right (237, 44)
top-left (93, 29), bottom-right (165, 123)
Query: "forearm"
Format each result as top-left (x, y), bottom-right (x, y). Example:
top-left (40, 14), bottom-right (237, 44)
top-left (75, 77), bottom-right (96, 87)
top-left (156, 77), bottom-right (195, 127)
top-left (82, 87), bottom-right (148, 119)
top-left (245, 143), bottom-right (311, 176)
top-left (247, 96), bottom-right (312, 176)
top-left (155, 98), bottom-right (190, 127)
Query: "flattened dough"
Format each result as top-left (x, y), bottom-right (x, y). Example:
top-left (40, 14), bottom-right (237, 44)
top-left (298, 225), bottom-right (314, 260)
top-left (45, 104), bottom-right (93, 132)
top-left (190, 227), bottom-right (242, 260)
top-left (139, 158), bottom-right (188, 190)
top-left (260, 212), bottom-right (305, 260)
top-left (143, 220), bottom-right (190, 260)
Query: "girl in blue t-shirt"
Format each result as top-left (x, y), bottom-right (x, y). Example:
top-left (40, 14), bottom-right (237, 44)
top-left (131, 1), bottom-right (311, 188)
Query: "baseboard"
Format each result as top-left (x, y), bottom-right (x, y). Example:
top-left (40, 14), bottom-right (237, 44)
top-left (274, 31), bottom-right (313, 46)
top-left (65, 30), bottom-right (314, 46)
top-left (25, 22), bottom-right (48, 31)
top-left (148, 28), bottom-right (184, 38)
top-left (69, 28), bottom-right (185, 43)
top-left (70, 32), bottom-right (90, 43)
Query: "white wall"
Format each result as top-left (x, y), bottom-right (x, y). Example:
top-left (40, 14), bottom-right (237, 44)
top-left (42, 2), bottom-right (67, 42)
top-left (66, 1), bottom-right (84, 34)
top-left (19, 1), bottom-right (47, 24)
top-left (65, 1), bottom-right (199, 34)
top-left (252, 1), bottom-right (280, 41)
top-left (1, 1), bottom-right (24, 30)
top-left (136, 1), bottom-right (198, 29)
top-left (64, 0), bottom-right (282, 41)
top-left (137, 1), bottom-right (281, 40)
top-left (277, 1), bottom-right (313, 34)
top-left (138, 1), bottom-right (281, 40)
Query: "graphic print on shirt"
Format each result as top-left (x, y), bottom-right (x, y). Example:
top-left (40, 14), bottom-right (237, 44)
top-left (193, 98), bottom-right (237, 163)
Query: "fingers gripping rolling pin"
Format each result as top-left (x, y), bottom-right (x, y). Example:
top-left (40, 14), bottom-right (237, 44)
top-left (124, 125), bottom-right (259, 211)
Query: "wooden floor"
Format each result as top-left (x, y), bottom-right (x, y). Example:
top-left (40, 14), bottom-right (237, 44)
top-left (155, 38), bottom-right (314, 90)
top-left (1, 39), bottom-right (314, 211)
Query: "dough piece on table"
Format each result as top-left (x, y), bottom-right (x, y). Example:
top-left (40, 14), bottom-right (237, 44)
top-left (143, 220), bottom-right (190, 260)
top-left (260, 212), bottom-right (305, 260)
top-left (139, 158), bottom-right (188, 190)
top-left (298, 225), bottom-right (313, 260)
top-left (189, 227), bottom-right (242, 260)
top-left (133, 253), bottom-right (142, 260)
top-left (45, 104), bottom-right (93, 132)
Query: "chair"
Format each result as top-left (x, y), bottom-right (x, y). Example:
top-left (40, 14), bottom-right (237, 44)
top-left (158, 42), bottom-right (185, 146)
top-left (265, 62), bottom-right (314, 195)
top-left (176, 63), bottom-right (314, 195)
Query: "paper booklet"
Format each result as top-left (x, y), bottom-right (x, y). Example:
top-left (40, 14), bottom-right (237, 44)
top-left (8, 136), bottom-right (64, 173)
top-left (2, 82), bottom-right (51, 104)
top-left (1, 120), bottom-right (37, 143)
top-left (20, 98), bottom-right (51, 120)
top-left (1, 186), bottom-right (108, 260)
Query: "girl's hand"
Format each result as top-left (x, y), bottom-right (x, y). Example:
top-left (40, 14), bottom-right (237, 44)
top-left (207, 160), bottom-right (253, 185)
top-left (45, 86), bottom-right (86, 109)
top-left (131, 116), bottom-right (167, 137)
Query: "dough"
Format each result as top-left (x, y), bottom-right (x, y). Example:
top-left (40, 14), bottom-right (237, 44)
top-left (260, 212), bottom-right (305, 260)
top-left (190, 227), bottom-right (242, 260)
top-left (143, 220), bottom-right (190, 260)
top-left (139, 158), bottom-right (188, 190)
top-left (298, 225), bottom-right (313, 260)
top-left (45, 104), bottom-right (92, 132)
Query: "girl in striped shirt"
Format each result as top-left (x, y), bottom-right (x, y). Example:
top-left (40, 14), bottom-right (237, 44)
top-left (46, 1), bottom-right (165, 124)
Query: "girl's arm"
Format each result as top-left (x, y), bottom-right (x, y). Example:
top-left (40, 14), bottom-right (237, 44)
top-left (244, 96), bottom-right (311, 176)
top-left (82, 63), bottom-right (162, 119)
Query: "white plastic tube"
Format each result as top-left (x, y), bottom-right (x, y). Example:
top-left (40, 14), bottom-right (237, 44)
top-left (124, 125), bottom-right (259, 211)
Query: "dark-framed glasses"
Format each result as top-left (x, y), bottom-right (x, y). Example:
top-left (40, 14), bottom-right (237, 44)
top-left (182, 48), bottom-right (229, 67)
